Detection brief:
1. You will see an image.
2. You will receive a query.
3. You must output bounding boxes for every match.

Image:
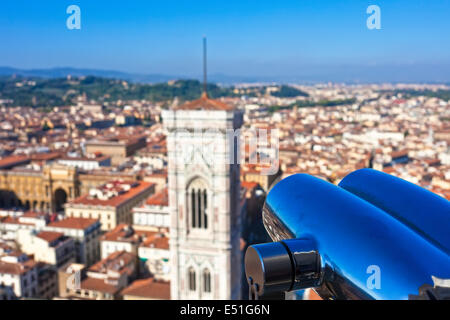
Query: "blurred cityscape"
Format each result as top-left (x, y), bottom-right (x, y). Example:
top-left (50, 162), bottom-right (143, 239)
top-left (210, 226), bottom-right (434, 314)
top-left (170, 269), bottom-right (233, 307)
top-left (0, 75), bottom-right (449, 300)
top-left (1, 0), bottom-right (450, 301)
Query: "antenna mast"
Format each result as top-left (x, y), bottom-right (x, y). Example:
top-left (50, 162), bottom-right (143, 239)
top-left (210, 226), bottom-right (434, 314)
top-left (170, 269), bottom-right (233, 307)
top-left (202, 36), bottom-right (208, 98)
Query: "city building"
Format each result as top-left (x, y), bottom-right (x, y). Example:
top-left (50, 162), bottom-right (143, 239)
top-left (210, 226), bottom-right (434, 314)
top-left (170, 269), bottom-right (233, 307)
top-left (132, 187), bottom-right (170, 231)
top-left (100, 224), bottom-right (169, 280)
top-left (134, 140), bottom-right (167, 171)
top-left (0, 212), bottom-right (47, 241)
top-left (0, 251), bottom-right (38, 299)
top-left (85, 136), bottom-right (146, 166)
top-left (57, 155), bottom-right (111, 171)
top-left (36, 262), bottom-right (59, 299)
top-left (0, 164), bottom-right (79, 212)
top-left (0, 163), bottom-right (142, 213)
top-left (17, 230), bottom-right (75, 268)
top-left (100, 224), bottom-right (141, 259)
top-left (70, 251), bottom-right (138, 300)
top-left (45, 217), bottom-right (101, 267)
top-left (65, 181), bottom-right (155, 231)
top-left (137, 231), bottom-right (169, 281)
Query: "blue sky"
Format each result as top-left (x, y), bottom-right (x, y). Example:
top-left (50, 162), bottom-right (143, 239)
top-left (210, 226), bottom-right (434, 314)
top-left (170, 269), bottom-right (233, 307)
top-left (0, 0), bottom-right (449, 80)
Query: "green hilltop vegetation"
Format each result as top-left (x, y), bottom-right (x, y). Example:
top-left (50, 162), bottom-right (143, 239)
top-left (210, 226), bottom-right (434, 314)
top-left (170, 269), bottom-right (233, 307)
top-left (1, 75), bottom-right (448, 109)
top-left (0, 75), bottom-right (310, 108)
top-left (271, 85), bottom-right (309, 98)
top-left (268, 98), bottom-right (357, 113)
top-left (0, 76), bottom-right (235, 107)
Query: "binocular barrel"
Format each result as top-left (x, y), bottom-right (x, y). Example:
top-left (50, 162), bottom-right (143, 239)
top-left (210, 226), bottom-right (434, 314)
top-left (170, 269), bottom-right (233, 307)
top-left (245, 169), bottom-right (450, 300)
top-left (339, 168), bottom-right (450, 255)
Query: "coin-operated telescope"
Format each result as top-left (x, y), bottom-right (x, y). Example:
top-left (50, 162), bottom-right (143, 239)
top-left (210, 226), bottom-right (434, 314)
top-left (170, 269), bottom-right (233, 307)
top-left (245, 169), bottom-right (450, 300)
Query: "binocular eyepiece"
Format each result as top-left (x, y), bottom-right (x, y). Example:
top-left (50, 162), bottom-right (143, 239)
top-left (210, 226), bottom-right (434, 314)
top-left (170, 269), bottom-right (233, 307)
top-left (245, 239), bottom-right (321, 299)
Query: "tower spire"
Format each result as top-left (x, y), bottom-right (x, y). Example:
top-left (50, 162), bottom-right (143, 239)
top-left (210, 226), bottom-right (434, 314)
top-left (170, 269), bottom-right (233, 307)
top-left (202, 36), bottom-right (208, 99)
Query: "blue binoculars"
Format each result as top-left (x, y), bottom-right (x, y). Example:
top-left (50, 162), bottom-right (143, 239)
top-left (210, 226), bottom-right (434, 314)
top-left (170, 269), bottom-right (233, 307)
top-left (245, 169), bottom-right (450, 300)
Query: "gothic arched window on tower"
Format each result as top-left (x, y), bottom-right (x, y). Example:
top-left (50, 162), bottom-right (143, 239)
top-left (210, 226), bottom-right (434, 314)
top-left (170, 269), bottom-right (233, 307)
top-left (188, 267), bottom-right (196, 291)
top-left (203, 268), bottom-right (211, 293)
top-left (188, 179), bottom-right (209, 230)
top-left (191, 191), bottom-right (197, 228)
top-left (203, 189), bottom-right (208, 228)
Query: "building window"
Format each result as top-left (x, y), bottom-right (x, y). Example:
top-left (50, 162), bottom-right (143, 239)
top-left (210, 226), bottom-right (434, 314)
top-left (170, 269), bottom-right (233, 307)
top-left (188, 267), bottom-right (196, 292)
top-left (188, 179), bottom-right (208, 230)
top-left (191, 191), bottom-right (196, 228)
top-left (203, 269), bottom-right (211, 293)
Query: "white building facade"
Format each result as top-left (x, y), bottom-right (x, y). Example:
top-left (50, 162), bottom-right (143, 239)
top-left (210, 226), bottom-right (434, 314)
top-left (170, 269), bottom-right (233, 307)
top-left (0, 253), bottom-right (38, 299)
top-left (162, 95), bottom-right (243, 300)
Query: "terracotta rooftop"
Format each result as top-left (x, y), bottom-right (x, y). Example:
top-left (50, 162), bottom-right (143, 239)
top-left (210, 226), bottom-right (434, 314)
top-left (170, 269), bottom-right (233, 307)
top-left (241, 181), bottom-right (259, 190)
top-left (80, 277), bottom-right (119, 295)
top-left (174, 93), bottom-right (233, 111)
top-left (30, 152), bottom-right (62, 161)
top-left (68, 181), bottom-right (154, 208)
top-left (48, 217), bottom-right (99, 230)
top-left (141, 233), bottom-right (169, 250)
top-left (36, 231), bottom-right (65, 243)
top-left (391, 150), bottom-right (409, 158)
top-left (121, 278), bottom-right (170, 300)
top-left (101, 224), bottom-right (169, 249)
top-left (101, 224), bottom-right (140, 243)
top-left (0, 259), bottom-right (37, 275)
top-left (0, 155), bottom-right (30, 169)
top-left (89, 251), bottom-right (136, 274)
top-left (145, 188), bottom-right (168, 207)
top-left (0, 216), bottom-right (34, 226)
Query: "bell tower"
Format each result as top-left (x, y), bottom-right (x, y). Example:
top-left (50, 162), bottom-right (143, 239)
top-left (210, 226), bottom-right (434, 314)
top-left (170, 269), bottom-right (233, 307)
top-left (162, 37), bottom-right (243, 299)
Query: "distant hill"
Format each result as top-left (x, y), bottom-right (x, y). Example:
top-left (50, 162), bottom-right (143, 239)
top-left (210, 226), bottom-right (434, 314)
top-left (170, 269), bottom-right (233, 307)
top-left (0, 67), bottom-right (176, 84)
top-left (0, 67), bottom-right (263, 84)
top-left (0, 76), bottom-right (242, 107)
top-left (1, 65), bottom-right (450, 84)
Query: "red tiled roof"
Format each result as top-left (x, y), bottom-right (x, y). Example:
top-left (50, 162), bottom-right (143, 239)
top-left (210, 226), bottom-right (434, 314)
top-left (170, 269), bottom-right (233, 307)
top-left (101, 224), bottom-right (140, 243)
top-left (89, 251), bottom-right (136, 274)
top-left (0, 155), bottom-right (29, 169)
top-left (146, 188), bottom-right (168, 206)
top-left (48, 217), bottom-right (99, 230)
top-left (101, 224), bottom-right (169, 249)
top-left (30, 152), bottom-right (62, 161)
top-left (174, 93), bottom-right (233, 111)
top-left (0, 259), bottom-right (37, 275)
top-left (391, 150), bottom-right (408, 158)
top-left (69, 181), bottom-right (154, 208)
top-left (0, 216), bottom-right (34, 226)
top-left (241, 181), bottom-right (259, 190)
top-left (383, 167), bottom-right (396, 174)
top-left (80, 277), bottom-right (119, 295)
top-left (141, 233), bottom-right (169, 250)
top-left (36, 231), bottom-right (64, 243)
top-left (121, 278), bottom-right (170, 299)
